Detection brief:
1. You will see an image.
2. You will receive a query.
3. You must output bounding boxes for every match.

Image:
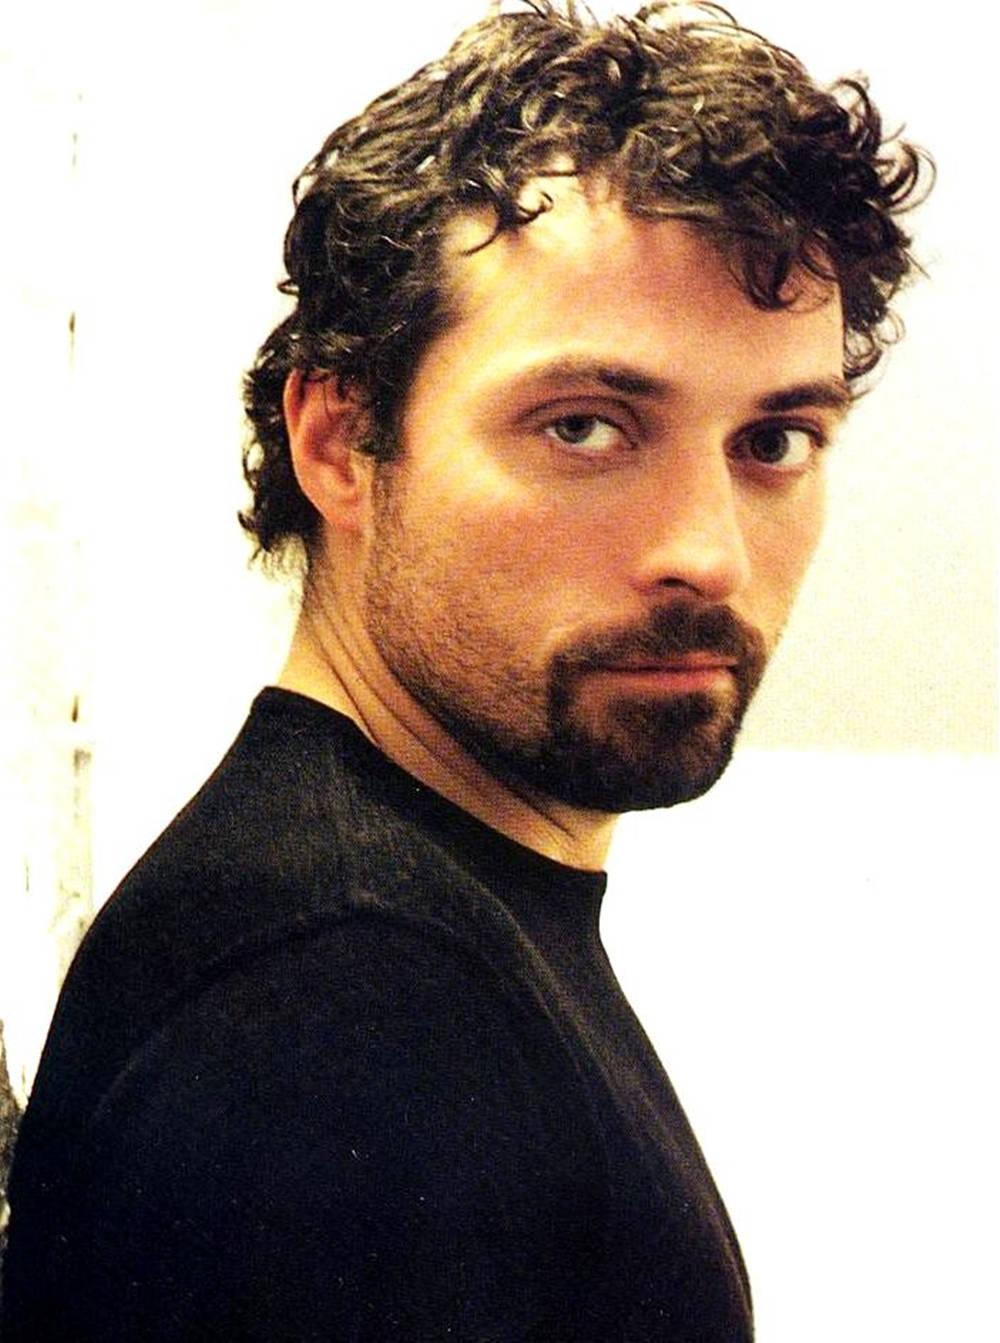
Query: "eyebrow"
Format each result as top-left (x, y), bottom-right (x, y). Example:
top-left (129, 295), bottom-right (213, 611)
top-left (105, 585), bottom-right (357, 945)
top-left (511, 358), bottom-right (671, 400)
top-left (506, 358), bottom-right (853, 417)
top-left (757, 378), bottom-right (854, 415)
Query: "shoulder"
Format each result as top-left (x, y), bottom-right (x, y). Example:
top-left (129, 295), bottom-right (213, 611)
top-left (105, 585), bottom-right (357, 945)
top-left (5, 695), bottom-right (612, 1335)
top-left (8, 915), bottom-right (607, 1339)
top-left (25, 691), bottom-right (496, 1140)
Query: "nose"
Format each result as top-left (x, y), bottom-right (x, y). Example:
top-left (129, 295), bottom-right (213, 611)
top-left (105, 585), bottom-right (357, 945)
top-left (631, 444), bottom-right (752, 602)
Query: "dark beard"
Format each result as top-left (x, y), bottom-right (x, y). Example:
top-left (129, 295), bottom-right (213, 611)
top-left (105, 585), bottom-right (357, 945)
top-left (420, 603), bottom-right (768, 814)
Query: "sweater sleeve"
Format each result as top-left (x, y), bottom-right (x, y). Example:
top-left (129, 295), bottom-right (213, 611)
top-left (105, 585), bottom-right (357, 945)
top-left (32, 915), bottom-right (610, 1342)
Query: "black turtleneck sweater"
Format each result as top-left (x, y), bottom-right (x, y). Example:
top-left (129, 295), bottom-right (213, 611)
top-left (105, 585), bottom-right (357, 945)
top-left (3, 689), bottom-right (752, 1341)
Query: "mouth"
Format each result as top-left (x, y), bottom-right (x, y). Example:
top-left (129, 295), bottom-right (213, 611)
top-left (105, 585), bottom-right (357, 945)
top-left (586, 654), bottom-right (738, 694)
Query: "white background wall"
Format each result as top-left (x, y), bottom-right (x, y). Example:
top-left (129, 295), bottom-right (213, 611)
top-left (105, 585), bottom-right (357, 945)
top-left (2, 1), bottom-right (997, 1338)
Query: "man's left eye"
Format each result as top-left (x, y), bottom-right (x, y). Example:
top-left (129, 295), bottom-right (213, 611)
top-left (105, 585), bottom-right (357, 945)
top-left (544, 415), bottom-right (624, 452)
top-left (737, 424), bottom-right (820, 471)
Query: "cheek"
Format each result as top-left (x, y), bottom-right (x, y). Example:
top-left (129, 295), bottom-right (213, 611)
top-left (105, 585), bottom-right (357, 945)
top-left (743, 484), bottom-right (826, 607)
top-left (444, 507), bottom-right (612, 656)
top-left (428, 473), bottom-right (587, 585)
top-left (401, 496), bottom-right (562, 626)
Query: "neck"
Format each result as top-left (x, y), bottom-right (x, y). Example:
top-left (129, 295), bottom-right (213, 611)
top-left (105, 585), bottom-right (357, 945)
top-left (277, 601), bottom-right (617, 872)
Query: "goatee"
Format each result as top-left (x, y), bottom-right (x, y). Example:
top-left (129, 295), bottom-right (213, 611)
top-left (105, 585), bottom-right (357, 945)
top-left (430, 602), bottom-right (768, 813)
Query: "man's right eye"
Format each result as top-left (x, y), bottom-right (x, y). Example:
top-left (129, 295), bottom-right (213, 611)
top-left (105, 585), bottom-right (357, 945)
top-left (543, 415), bottom-right (627, 453)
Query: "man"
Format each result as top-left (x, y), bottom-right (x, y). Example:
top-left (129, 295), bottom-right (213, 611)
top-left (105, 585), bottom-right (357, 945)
top-left (3, 3), bottom-right (929, 1338)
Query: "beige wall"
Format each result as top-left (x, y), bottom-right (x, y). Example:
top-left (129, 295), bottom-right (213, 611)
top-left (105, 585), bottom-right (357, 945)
top-left (2, 0), bottom-right (996, 1333)
top-left (33, 0), bottom-right (991, 896)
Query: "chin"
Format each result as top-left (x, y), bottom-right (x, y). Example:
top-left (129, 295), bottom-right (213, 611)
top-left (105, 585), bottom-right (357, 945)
top-left (499, 691), bottom-right (745, 814)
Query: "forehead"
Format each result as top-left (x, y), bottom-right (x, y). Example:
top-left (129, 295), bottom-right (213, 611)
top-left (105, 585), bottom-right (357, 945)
top-left (422, 178), bottom-right (844, 410)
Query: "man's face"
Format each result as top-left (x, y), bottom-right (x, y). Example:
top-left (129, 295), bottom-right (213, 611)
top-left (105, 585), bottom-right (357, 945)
top-left (360, 182), bottom-right (847, 812)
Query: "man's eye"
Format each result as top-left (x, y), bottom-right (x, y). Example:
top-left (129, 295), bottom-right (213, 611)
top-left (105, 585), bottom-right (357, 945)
top-left (544, 415), bottom-right (624, 452)
top-left (737, 423), bottom-right (821, 471)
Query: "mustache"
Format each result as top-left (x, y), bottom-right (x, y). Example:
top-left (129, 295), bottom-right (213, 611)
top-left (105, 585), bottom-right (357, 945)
top-left (554, 603), bottom-right (768, 677)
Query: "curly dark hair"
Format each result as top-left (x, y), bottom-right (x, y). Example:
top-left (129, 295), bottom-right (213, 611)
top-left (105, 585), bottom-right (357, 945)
top-left (241, 0), bottom-right (931, 568)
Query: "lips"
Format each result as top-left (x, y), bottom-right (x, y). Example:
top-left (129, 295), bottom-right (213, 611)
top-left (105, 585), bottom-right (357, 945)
top-left (586, 656), bottom-right (738, 695)
top-left (600, 653), bottom-right (738, 673)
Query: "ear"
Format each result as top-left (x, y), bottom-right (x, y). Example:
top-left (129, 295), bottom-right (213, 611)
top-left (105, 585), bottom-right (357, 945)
top-left (284, 370), bottom-right (374, 534)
